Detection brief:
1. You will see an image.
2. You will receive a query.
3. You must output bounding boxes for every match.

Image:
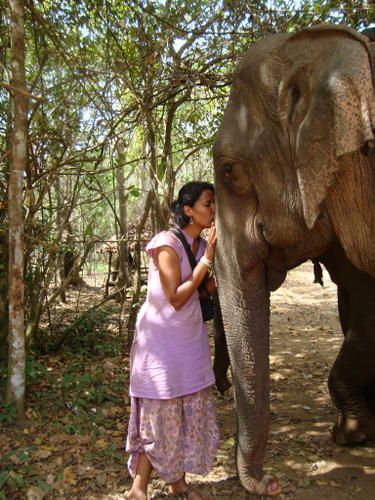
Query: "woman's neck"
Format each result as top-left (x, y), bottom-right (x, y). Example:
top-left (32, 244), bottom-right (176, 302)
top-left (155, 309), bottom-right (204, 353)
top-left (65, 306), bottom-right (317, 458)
top-left (181, 224), bottom-right (202, 241)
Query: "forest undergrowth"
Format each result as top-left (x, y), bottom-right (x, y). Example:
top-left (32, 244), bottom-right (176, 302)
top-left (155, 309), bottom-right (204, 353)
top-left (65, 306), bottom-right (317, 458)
top-left (0, 287), bottom-right (235, 500)
top-left (0, 288), bottom-right (133, 499)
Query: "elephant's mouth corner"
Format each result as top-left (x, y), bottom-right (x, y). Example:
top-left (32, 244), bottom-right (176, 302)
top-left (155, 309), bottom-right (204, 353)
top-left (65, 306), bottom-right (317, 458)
top-left (239, 216), bottom-right (270, 276)
top-left (245, 215), bottom-right (288, 291)
top-left (254, 214), bottom-right (275, 249)
top-left (245, 213), bottom-right (270, 260)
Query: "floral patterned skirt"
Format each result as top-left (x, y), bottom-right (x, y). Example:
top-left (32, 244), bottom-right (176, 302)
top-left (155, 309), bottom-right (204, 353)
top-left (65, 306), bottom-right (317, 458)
top-left (126, 386), bottom-right (219, 483)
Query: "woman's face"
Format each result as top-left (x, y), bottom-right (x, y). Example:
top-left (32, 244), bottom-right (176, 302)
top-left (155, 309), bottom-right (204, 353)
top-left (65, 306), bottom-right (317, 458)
top-left (188, 189), bottom-right (215, 229)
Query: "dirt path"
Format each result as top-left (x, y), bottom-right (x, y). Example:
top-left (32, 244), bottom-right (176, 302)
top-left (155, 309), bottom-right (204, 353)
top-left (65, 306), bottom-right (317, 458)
top-left (2, 263), bottom-right (375, 499)
top-left (147, 262), bottom-right (375, 499)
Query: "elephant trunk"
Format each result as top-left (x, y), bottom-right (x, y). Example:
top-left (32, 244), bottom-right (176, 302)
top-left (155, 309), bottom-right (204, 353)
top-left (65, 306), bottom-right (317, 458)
top-left (216, 255), bottom-right (280, 495)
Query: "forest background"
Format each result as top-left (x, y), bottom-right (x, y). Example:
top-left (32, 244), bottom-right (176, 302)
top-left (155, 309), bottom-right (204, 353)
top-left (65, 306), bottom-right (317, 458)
top-left (0, 1), bottom-right (374, 498)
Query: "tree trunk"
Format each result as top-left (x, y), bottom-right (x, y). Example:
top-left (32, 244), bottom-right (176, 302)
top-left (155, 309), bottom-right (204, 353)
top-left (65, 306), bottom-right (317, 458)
top-left (55, 176), bottom-right (66, 302)
top-left (104, 251), bottom-right (113, 297)
top-left (0, 227), bottom-right (8, 352)
top-left (115, 141), bottom-right (129, 303)
top-left (126, 190), bottom-right (153, 345)
top-left (62, 222), bottom-right (85, 287)
top-left (6, 0), bottom-right (28, 422)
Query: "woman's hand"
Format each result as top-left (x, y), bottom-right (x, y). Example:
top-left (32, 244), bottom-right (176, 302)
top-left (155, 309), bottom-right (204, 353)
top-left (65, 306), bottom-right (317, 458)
top-left (204, 223), bottom-right (217, 262)
top-left (157, 223), bottom-right (217, 309)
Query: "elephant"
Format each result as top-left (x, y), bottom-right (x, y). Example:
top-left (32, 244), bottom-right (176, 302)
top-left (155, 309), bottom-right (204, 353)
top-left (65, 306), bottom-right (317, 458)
top-left (213, 24), bottom-right (375, 496)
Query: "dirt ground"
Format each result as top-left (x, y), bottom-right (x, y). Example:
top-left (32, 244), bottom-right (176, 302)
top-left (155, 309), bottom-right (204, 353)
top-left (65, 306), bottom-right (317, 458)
top-left (2, 262), bottom-right (375, 499)
top-left (147, 262), bottom-right (375, 499)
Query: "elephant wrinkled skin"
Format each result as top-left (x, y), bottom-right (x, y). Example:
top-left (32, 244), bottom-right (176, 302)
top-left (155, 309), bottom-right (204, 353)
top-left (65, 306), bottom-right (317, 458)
top-left (213, 25), bottom-right (375, 496)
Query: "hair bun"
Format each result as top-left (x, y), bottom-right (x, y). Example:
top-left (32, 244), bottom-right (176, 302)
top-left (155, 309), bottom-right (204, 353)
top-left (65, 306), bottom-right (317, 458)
top-left (170, 199), bottom-right (180, 214)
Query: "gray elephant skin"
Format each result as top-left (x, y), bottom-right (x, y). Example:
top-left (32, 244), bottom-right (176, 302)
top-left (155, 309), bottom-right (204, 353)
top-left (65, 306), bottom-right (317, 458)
top-left (213, 24), bottom-right (375, 496)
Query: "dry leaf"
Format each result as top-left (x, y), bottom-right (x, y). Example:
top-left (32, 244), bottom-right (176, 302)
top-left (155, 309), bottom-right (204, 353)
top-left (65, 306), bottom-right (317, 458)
top-left (63, 466), bottom-right (77, 485)
top-left (9, 453), bottom-right (24, 465)
top-left (329, 480), bottom-right (340, 488)
top-left (34, 449), bottom-right (52, 460)
top-left (222, 437), bottom-right (235, 450)
top-left (96, 473), bottom-right (107, 486)
top-left (26, 486), bottom-right (45, 500)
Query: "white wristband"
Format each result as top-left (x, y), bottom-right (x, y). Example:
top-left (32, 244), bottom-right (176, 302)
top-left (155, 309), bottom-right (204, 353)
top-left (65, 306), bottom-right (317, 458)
top-left (200, 256), bottom-right (212, 268)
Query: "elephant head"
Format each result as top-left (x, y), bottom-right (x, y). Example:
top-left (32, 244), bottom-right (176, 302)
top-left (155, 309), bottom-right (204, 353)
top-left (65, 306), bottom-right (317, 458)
top-left (213, 25), bottom-right (375, 495)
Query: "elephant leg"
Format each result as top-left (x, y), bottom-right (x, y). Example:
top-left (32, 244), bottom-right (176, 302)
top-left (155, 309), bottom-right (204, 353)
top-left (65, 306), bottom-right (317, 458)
top-left (337, 285), bottom-right (349, 334)
top-left (212, 291), bottom-right (231, 393)
top-left (328, 337), bottom-right (375, 444)
top-left (320, 243), bottom-right (375, 444)
top-left (363, 377), bottom-right (375, 414)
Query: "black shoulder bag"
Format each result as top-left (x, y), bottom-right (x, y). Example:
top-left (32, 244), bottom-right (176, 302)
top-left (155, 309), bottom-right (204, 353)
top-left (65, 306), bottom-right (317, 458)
top-left (171, 228), bottom-right (215, 322)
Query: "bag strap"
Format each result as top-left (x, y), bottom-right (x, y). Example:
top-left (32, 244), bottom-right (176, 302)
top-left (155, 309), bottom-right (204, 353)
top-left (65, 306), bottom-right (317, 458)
top-left (170, 228), bottom-right (209, 296)
top-left (170, 227), bottom-right (199, 272)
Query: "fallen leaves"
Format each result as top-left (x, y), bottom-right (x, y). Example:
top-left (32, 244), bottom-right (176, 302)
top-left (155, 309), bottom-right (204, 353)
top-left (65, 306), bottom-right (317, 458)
top-left (3, 265), bottom-right (375, 499)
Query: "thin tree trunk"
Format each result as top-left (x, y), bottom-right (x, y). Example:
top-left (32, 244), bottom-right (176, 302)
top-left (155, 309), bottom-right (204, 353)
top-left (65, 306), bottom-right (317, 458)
top-left (0, 228), bottom-right (8, 351)
top-left (126, 190), bottom-right (153, 346)
top-left (160, 98), bottom-right (178, 228)
top-left (55, 176), bottom-right (66, 302)
top-left (104, 251), bottom-right (112, 297)
top-left (6, 0), bottom-right (28, 422)
top-left (115, 141), bottom-right (129, 304)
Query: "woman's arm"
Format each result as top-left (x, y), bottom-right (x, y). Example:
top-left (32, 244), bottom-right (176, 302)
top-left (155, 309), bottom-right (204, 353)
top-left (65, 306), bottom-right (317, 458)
top-left (157, 224), bottom-right (216, 309)
top-left (157, 246), bottom-right (210, 309)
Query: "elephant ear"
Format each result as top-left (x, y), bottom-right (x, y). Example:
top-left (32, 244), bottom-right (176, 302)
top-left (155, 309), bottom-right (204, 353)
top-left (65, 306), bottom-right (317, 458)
top-left (279, 25), bottom-right (375, 229)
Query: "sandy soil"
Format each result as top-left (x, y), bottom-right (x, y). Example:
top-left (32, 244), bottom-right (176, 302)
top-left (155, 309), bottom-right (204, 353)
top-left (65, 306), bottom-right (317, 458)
top-left (3, 262), bottom-right (374, 499)
top-left (146, 262), bottom-right (375, 499)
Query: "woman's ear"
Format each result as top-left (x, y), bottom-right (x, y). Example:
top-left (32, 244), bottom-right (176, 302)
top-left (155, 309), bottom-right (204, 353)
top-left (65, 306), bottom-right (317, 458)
top-left (183, 205), bottom-right (193, 219)
top-left (281, 27), bottom-right (375, 229)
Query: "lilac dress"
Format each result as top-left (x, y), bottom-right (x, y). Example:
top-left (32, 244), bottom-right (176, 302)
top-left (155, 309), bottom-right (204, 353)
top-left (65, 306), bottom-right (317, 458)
top-left (126, 229), bottom-right (219, 483)
top-left (129, 229), bottom-right (215, 399)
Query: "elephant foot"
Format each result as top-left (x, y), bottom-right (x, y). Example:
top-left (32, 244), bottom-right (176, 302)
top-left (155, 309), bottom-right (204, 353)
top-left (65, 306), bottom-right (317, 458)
top-left (331, 415), bottom-right (375, 445)
top-left (332, 423), bottom-right (366, 445)
top-left (242, 475), bottom-right (281, 497)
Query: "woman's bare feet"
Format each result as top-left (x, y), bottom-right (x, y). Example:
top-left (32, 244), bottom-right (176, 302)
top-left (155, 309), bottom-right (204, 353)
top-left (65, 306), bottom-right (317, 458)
top-left (127, 453), bottom-right (152, 499)
top-left (168, 476), bottom-right (207, 499)
top-left (126, 487), bottom-right (147, 499)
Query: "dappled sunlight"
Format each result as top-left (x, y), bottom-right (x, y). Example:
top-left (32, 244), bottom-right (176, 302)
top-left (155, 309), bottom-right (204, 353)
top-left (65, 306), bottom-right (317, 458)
top-left (192, 262), bottom-right (375, 498)
top-left (261, 262), bottom-right (375, 498)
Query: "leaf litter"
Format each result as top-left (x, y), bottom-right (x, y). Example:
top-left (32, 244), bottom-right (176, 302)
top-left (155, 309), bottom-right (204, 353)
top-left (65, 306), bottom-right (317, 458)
top-left (1, 263), bottom-right (375, 498)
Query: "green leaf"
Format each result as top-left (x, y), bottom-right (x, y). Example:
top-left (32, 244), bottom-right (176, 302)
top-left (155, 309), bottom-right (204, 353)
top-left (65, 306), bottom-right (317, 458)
top-left (84, 223), bottom-right (94, 237)
top-left (0, 471), bottom-right (10, 490)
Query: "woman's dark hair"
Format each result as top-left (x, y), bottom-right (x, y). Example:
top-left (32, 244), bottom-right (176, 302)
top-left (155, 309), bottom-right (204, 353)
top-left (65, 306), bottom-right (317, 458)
top-left (171, 181), bottom-right (214, 228)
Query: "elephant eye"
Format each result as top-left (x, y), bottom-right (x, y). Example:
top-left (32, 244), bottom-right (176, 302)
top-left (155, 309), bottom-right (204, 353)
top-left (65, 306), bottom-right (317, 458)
top-left (223, 163), bottom-right (233, 176)
top-left (220, 161), bottom-right (251, 195)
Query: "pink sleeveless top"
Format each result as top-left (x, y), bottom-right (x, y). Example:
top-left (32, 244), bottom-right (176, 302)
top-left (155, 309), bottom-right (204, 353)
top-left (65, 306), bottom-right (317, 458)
top-left (129, 229), bottom-right (215, 399)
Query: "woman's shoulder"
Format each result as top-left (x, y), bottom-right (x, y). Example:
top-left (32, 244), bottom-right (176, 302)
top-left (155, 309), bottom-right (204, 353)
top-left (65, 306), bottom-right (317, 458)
top-left (146, 230), bottom-right (182, 255)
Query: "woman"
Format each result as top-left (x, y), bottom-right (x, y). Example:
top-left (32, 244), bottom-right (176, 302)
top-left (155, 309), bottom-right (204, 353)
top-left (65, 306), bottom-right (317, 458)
top-left (126, 181), bottom-right (219, 500)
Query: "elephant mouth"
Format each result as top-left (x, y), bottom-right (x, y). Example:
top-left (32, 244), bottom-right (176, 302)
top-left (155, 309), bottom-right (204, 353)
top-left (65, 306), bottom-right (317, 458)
top-left (249, 213), bottom-right (270, 259)
top-left (251, 215), bottom-right (288, 291)
top-left (255, 213), bottom-right (282, 250)
top-left (237, 215), bottom-right (269, 276)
